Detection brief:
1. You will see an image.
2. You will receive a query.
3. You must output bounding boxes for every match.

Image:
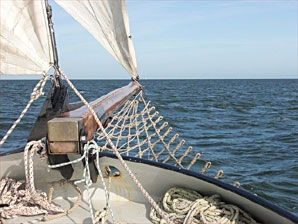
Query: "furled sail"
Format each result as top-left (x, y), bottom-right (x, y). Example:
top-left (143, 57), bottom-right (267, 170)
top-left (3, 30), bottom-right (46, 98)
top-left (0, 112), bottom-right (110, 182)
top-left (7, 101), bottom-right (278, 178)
top-left (0, 0), bottom-right (53, 75)
top-left (54, 0), bottom-right (138, 80)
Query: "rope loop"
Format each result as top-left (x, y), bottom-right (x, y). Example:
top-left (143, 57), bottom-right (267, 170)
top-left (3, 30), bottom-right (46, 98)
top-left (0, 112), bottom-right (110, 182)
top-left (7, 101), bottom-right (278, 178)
top-left (0, 140), bottom-right (64, 222)
top-left (150, 187), bottom-right (258, 224)
top-left (59, 69), bottom-right (171, 224)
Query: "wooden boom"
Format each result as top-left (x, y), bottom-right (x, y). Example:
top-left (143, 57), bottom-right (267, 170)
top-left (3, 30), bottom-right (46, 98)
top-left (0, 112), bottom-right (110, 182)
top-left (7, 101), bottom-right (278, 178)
top-left (47, 81), bottom-right (142, 154)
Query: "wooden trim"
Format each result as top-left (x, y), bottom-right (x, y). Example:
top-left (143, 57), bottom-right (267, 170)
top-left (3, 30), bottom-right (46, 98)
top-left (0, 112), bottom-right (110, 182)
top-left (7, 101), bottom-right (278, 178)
top-left (59, 81), bottom-right (142, 140)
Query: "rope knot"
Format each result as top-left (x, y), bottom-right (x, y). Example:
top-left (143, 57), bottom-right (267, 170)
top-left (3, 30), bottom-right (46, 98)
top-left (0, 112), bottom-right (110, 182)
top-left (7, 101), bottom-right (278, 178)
top-left (30, 89), bottom-right (44, 101)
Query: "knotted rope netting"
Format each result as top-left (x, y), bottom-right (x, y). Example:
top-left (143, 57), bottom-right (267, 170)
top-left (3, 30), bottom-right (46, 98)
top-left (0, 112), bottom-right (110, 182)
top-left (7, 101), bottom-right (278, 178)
top-left (96, 92), bottom-right (220, 176)
top-left (0, 72), bottom-right (249, 224)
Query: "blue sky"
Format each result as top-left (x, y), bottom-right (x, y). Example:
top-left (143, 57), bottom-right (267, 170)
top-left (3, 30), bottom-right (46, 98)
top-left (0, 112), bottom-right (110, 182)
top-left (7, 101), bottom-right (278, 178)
top-left (2, 0), bottom-right (297, 79)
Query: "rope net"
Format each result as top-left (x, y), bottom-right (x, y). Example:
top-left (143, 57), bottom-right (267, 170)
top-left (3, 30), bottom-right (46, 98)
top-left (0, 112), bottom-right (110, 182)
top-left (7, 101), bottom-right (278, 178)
top-left (0, 75), bottom-right (251, 224)
top-left (96, 91), bottom-right (214, 174)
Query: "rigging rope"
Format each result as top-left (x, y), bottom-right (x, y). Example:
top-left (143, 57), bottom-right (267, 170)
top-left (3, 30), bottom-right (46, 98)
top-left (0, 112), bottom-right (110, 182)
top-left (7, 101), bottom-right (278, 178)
top-left (0, 140), bottom-right (64, 222)
top-left (46, 141), bottom-right (116, 223)
top-left (0, 75), bottom-right (48, 149)
top-left (96, 92), bottom-right (213, 173)
top-left (0, 70), bottom-right (244, 224)
top-left (0, 141), bottom-right (83, 224)
top-left (59, 69), bottom-right (172, 224)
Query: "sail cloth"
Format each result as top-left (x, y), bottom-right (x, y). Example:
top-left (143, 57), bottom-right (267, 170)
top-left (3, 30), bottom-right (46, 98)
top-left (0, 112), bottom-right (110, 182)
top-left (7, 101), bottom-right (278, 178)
top-left (54, 0), bottom-right (138, 80)
top-left (0, 0), bottom-right (53, 75)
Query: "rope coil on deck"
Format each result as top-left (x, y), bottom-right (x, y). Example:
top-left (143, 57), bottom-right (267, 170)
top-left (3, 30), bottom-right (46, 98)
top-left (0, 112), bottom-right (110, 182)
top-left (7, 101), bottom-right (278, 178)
top-left (0, 141), bottom-right (83, 224)
top-left (60, 69), bottom-right (172, 224)
top-left (0, 140), bottom-right (64, 222)
top-left (60, 69), bottom-right (245, 224)
top-left (0, 70), bottom-right (246, 224)
top-left (150, 187), bottom-right (258, 224)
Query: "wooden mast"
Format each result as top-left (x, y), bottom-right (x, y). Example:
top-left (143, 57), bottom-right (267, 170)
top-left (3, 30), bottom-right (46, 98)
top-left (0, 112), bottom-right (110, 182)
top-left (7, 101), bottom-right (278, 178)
top-left (45, 0), bottom-right (61, 83)
top-left (44, 1), bottom-right (143, 154)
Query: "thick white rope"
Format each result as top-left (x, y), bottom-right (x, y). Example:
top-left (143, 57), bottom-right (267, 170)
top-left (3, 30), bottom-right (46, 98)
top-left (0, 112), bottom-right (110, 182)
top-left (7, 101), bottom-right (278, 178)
top-left (0, 75), bottom-right (48, 149)
top-left (150, 187), bottom-right (258, 224)
top-left (23, 140), bottom-right (65, 214)
top-left (47, 140), bottom-right (116, 223)
top-left (48, 153), bottom-right (86, 169)
top-left (46, 144), bottom-right (95, 222)
top-left (92, 141), bottom-right (116, 223)
top-left (59, 69), bottom-right (172, 224)
top-left (0, 140), bottom-right (64, 222)
top-left (82, 145), bottom-right (96, 224)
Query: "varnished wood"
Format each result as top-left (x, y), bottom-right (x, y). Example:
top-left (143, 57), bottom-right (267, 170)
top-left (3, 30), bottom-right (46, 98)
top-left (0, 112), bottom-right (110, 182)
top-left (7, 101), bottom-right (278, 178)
top-left (59, 81), bottom-right (142, 140)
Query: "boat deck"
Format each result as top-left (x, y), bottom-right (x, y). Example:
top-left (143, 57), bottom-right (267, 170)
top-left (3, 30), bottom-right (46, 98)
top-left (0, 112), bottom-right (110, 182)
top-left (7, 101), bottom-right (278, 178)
top-left (4, 197), bottom-right (151, 224)
top-left (1, 151), bottom-right (297, 224)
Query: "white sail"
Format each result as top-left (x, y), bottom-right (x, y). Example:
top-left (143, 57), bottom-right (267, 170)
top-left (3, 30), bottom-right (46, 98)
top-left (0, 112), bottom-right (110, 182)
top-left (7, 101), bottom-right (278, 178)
top-left (0, 0), bottom-right (53, 75)
top-left (54, 0), bottom-right (138, 80)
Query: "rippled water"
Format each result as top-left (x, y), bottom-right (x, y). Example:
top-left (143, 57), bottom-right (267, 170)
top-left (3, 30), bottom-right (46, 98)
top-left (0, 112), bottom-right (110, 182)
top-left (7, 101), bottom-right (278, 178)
top-left (0, 79), bottom-right (297, 215)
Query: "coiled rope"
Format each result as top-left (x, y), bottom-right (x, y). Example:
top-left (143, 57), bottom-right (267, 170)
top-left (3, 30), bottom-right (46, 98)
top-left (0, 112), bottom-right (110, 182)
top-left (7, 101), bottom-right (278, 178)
top-left (0, 141), bottom-right (82, 224)
top-left (59, 69), bottom-right (172, 224)
top-left (150, 187), bottom-right (258, 224)
top-left (0, 140), bottom-right (64, 222)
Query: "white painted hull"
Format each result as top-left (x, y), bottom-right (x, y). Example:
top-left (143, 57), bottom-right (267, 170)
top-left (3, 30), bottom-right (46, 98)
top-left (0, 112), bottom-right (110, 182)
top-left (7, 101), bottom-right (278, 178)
top-left (0, 151), bottom-right (297, 224)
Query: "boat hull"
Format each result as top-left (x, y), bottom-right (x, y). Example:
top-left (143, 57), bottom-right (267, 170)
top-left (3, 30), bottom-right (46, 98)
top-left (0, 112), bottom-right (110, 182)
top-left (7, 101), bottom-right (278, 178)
top-left (0, 151), bottom-right (297, 224)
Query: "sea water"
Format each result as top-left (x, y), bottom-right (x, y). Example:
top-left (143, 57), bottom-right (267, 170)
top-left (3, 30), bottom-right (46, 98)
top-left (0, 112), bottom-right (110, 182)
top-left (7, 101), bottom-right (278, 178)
top-left (0, 79), bottom-right (297, 215)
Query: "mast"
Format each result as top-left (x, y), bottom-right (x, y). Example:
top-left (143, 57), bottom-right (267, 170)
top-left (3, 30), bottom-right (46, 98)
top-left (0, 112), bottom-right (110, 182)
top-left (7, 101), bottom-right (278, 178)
top-left (45, 0), bottom-right (61, 83)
